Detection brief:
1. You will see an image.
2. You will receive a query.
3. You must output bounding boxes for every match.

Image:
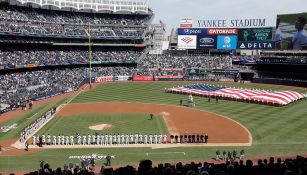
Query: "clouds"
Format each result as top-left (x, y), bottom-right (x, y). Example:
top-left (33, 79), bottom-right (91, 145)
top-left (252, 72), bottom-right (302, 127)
top-left (148, 0), bottom-right (307, 32)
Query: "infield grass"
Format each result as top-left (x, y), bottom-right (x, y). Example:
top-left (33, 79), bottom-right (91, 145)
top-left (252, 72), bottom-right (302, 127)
top-left (36, 114), bottom-right (169, 136)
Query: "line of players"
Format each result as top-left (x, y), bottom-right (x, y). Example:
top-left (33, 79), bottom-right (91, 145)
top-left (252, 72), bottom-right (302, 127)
top-left (32, 134), bottom-right (169, 146)
top-left (32, 133), bottom-right (209, 146)
top-left (20, 107), bottom-right (56, 142)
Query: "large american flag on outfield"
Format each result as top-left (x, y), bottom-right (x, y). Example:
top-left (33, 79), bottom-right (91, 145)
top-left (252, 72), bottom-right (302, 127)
top-left (166, 84), bottom-right (306, 106)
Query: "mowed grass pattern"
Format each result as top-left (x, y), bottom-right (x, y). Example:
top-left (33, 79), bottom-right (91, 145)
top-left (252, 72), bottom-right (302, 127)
top-left (36, 114), bottom-right (169, 136)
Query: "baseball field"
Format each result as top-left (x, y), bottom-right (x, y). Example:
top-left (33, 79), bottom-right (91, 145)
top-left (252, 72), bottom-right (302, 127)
top-left (1, 81), bottom-right (307, 173)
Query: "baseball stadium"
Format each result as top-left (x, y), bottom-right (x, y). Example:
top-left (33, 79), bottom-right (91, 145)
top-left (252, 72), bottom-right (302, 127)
top-left (0, 0), bottom-right (307, 174)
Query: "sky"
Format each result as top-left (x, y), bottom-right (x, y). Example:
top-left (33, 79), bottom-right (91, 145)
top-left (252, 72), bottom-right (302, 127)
top-left (148, 0), bottom-right (307, 33)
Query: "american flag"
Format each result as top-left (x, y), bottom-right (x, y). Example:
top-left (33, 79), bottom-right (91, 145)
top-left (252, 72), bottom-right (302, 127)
top-left (159, 20), bottom-right (166, 31)
top-left (166, 84), bottom-right (306, 106)
top-left (181, 37), bottom-right (194, 44)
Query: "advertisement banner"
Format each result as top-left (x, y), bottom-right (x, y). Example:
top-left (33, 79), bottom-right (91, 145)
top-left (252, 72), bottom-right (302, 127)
top-left (208, 28), bottom-right (238, 35)
top-left (178, 28), bottom-right (207, 35)
top-left (217, 35), bottom-right (238, 50)
top-left (161, 68), bottom-right (184, 71)
top-left (238, 28), bottom-right (273, 42)
top-left (237, 41), bottom-right (275, 49)
top-left (148, 68), bottom-right (184, 71)
top-left (132, 76), bottom-right (154, 81)
top-left (154, 75), bottom-right (184, 80)
top-left (27, 64), bottom-right (38, 68)
top-left (114, 76), bottom-right (131, 81)
top-left (197, 35), bottom-right (217, 49)
top-left (186, 68), bottom-right (200, 75)
top-left (276, 13), bottom-right (307, 50)
top-left (180, 17), bottom-right (193, 28)
top-left (178, 35), bottom-right (197, 49)
top-left (95, 76), bottom-right (113, 83)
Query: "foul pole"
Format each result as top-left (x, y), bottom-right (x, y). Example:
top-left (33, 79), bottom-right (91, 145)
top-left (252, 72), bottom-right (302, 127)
top-left (87, 22), bottom-right (93, 85)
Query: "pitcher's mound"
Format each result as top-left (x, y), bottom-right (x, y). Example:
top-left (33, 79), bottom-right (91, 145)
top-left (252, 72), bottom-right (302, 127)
top-left (89, 124), bottom-right (114, 131)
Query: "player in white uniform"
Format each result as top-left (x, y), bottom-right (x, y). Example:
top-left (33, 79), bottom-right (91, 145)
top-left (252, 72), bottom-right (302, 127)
top-left (117, 134), bottom-right (121, 145)
top-left (58, 135), bottom-right (61, 145)
top-left (42, 135), bottom-right (46, 145)
top-left (52, 136), bottom-right (57, 145)
top-left (130, 134), bottom-right (134, 144)
top-left (158, 134), bottom-right (163, 144)
top-left (70, 135), bottom-right (74, 145)
top-left (149, 134), bottom-right (153, 144)
top-left (104, 134), bottom-right (108, 145)
top-left (112, 134), bottom-right (117, 144)
top-left (109, 134), bottom-right (113, 145)
top-left (101, 135), bottom-right (105, 145)
top-left (61, 136), bottom-right (65, 145)
top-left (66, 136), bottom-right (69, 145)
top-left (87, 135), bottom-right (91, 145)
top-left (77, 135), bottom-right (81, 145)
top-left (163, 134), bottom-right (168, 144)
top-left (92, 135), bottom-right (96, 144)
top-left (96, 135), bottom-right (100, 145)
top-left (47, 135), bottom-right (51, 145)
top-left (139, 134), bottom-right (143, 144)
top-left (32, 135), bottom-right (36, 145)
top-left (121, 134), bottom-right (125, 145)
top-left (83, 135), bottom-right (86, 145)
top-left (154, 134), bottom-right (158, 144)
top-left (125, 135), bottom-right (129, 145)
top-left (144, 134), bottom-right (148, 144)
top-left (134, 133), bottom-right (139, 144)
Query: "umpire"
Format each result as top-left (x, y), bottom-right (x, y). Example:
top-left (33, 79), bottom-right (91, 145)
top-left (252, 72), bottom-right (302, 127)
top-left (106, 155), bottom-right (111, 166)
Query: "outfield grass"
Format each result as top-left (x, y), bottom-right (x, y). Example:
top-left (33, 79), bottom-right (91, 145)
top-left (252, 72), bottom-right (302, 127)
top-left (36, 114), bottom-right (169, 136)
top-left (1, 81), bottom-right (307, 172)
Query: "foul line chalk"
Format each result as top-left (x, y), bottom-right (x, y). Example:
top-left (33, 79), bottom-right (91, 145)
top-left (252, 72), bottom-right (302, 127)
top-left (145, 152), bottom-right (186, 156)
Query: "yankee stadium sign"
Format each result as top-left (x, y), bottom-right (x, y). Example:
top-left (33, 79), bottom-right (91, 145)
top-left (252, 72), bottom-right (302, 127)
top-left (197, 19), bottom-right (266, 28)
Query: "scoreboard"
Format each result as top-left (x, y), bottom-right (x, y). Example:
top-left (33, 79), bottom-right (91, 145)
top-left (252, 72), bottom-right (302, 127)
top-left (177, 28), bottom-right (274, 50)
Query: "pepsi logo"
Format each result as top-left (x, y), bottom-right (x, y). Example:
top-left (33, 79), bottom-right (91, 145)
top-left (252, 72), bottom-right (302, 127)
top-left (184, 29), bottom-right (189, 33)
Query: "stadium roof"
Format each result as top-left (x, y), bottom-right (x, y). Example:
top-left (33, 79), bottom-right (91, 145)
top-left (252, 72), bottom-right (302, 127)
top-left (14, 0), bottom-right (149, 13)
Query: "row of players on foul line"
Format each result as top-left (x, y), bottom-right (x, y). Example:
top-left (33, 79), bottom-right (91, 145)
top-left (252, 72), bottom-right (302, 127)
top-left (32, 133), bottom-right (209, 146)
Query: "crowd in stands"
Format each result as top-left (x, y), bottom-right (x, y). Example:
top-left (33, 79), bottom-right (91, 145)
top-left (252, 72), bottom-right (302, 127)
top-left (0, 22), bottom-right (144, 38)
top-left (0, 48), bottom-right (141, 68)
top-left (0, 4), bottom-right (149, 26)
top-left (22, 155), bottom-right (307, 175)
top-left (92, 67), bottom-right (137, 77)
top-left (0, 68), bottom-right (87, 112)
top-left (139, 54), bottom-right (232, 69)
top-left (0, 3), bottom-right (149, 38)
top-left (257, 56), bottom-right (307, 64)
